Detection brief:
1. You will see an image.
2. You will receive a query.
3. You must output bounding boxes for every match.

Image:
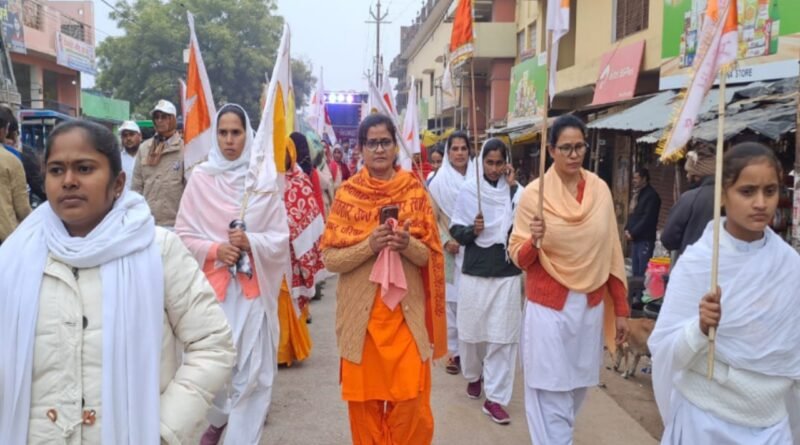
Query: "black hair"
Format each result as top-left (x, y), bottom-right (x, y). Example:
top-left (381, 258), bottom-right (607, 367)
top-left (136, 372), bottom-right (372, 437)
top-left (289, 131), bottom-right (313, 175)
top-left (45, 119), bottom-right (122, 178)
top-left (722, 142), bottom-right (782, 189)
top-left (0, 104), bottom-right (14, 132)
top-left (447, 130), bottom-right (471, 153)
top-left (549, 114), bottom-right (587, 147)
top-left (636, 167), bottom-right (650, 182)
top-left (217, 104), bottom-right (247, 129)
top-left (482, 138), bottom-right (508, 161)
top-left (358, 113), bottom-right (397, 148)
top-left (430, 143), bottom-right (444, 158)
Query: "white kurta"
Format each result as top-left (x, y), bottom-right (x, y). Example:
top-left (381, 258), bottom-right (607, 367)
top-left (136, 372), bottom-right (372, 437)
top-left (457, 274), bottom-right (522, 344)
top-left (521, 292), bottom-right (604, 391)
top-left (208, 279), bottom-right (276, 444)
top-left (661, 392), bottom-right (793, 445)
top-left (121, 150), bottom-right (136, 190)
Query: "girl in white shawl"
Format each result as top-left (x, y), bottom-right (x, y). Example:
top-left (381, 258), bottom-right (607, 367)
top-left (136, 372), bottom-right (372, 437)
top-left (449, 138), bottom-right (522, 424)
top-left (0, 119), bottom-right (235, 444)
top-left (649, 142), bottom-right (800, 444)
top-left (176, 104), bottom-right (291, 445)
top-left (429, 130), bottom-right (472, 374)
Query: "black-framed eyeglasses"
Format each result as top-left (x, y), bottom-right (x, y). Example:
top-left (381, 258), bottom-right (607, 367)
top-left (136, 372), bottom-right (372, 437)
top-left (555, 142), bottom-right (590, 156)
top-left (364, 138), bottom-right (395, 152)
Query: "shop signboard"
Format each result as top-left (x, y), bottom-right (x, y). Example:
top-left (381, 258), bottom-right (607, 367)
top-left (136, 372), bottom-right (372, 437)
top-left (661, 0), bottom-right (800, 90)
top-left (507, 53), bottom-right (547, 127)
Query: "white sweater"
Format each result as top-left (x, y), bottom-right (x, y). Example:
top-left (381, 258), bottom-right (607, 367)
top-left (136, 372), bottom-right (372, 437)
top-left (674, 321), bottom-right (795, 428)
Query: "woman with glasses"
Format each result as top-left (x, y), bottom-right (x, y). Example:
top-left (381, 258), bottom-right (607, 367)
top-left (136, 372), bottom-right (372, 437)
top-left (320, 113), bottom-right (446, 445)
top-left (508, 114), bottom-right (630, 444)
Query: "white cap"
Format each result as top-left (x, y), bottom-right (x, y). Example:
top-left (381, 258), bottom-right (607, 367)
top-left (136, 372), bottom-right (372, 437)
top-left (151, 99), bottom-right (177, 116)
top-left (118, 120), bottom-right (141, 134)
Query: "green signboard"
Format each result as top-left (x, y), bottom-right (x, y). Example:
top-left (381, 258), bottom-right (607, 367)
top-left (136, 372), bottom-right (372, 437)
top-left (661, 0), bottom-right (800, 89)
top-left (80, 91), bottom-right (130, 122)
top-left (507, 54), bottom-right (547, 126)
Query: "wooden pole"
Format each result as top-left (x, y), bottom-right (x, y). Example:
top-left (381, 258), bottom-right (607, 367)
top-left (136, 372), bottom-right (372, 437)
top-left (537, 30), bottom-right (554, 248)
top-left (707, 69), bottom-right (728, 379)
top-left (470, 58), bottom-right (482, 214)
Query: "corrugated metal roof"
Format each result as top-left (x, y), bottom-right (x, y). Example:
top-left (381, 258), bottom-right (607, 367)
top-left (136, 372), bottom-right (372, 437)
top-left (587, 87), bottom-right (744, 132)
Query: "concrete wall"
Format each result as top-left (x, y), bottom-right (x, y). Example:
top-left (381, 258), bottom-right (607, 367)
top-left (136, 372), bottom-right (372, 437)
top-left (405, 20), bottom-right (452, 118)
top-left (22, 0), bottom-right (94, 57)
top-left (538, 0), bottom-right (664, 94)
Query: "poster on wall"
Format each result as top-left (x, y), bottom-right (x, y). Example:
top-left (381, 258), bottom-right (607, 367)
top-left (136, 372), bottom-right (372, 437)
top-left (507, 53), bottom-right (546, 127)
top-left (56, 32), bottom-right (96, 74)
top-left (0, 0), bottom-right (26, 54)
top-left (661, 0), bottom-right (800, 89)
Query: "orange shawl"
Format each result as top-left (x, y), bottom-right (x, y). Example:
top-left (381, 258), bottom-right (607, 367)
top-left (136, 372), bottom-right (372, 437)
top-left (509, 167), bottom-right (627, 352)
top-left (320, 168), bottom-right (447, 359)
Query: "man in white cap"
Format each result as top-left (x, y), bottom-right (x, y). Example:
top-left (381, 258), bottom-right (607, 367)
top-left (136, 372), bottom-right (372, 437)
top-left (119, 120), bottom-right (141, 190)
top-left (132, 99), bottom-right (185, 228)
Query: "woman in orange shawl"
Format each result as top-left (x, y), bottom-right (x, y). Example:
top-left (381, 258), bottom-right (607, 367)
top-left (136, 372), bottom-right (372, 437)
top-left (508, 114), bottom-right (630, 445)
top-left (320, 113), bottom-right (446, 445)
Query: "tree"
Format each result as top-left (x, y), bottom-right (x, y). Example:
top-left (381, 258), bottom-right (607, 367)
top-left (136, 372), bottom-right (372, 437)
top-left (96, 0), bottom-right (314, 123)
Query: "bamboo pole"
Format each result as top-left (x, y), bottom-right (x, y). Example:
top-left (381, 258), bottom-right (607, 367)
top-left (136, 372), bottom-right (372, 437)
top-left (470, 58), bottom-right (482, 214)
top-left (537, 30), bottom-right (554, 248)
top-left (707, 69), bottom-right (729, 379)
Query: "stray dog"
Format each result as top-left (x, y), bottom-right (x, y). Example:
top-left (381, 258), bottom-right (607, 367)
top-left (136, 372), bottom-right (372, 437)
top-left (613, 318), bottom-right (655, 379)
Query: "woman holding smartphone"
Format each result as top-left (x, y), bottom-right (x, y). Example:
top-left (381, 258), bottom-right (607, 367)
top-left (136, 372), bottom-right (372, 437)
top-left (320, 113), bottom-right (446, 445)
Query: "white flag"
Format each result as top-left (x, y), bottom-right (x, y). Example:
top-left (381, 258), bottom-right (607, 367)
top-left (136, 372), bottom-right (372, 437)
top-left (400, 77), bottom-right (421, 170)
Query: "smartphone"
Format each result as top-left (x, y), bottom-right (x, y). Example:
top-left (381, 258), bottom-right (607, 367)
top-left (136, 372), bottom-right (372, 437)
top-left (380, 205), bottom-right (399, 224)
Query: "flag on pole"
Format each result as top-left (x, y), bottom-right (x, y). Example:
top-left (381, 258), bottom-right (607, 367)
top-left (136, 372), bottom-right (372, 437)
top-left (249, 23), bottom-right (292, 193)
top-left (307, 68), bottom-right (337, 144)
top-left (442, 60), bottom-right (456, 100)
top-left (449, 0), bottom-right (474, 68)
top-left (546, 0), bottom-right (570, 101)
top-left (367, 77), bottom-right (413, 166)
top-left (400, 76), bottom-right (421, 170)
top-left (178, 78), bottom-right (187, 120)
top-left (381, 71), bottom-right (397, 116)
top-left (658, 0), bottom-right (738, 162)
top-left (183, 12), bottom-right (216, 179)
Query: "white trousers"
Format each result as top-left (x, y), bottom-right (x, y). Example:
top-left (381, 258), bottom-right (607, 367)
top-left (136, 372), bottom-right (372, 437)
top-left (524, 386), bottom-right (588, 445)
top-left (208, 281), bottom-right (276, 444)
top-left (460, 340), bottom-right (517, 406)
top-left (447, 301), bottom-right (459, 356)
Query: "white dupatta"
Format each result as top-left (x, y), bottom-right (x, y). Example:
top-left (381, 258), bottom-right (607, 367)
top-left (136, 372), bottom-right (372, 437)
top-left (0, 192), bottom-right (163, 444)
top-left (649, 220), bottom-right (800, 426)
top-left (429, 140), bottom-right (472, 221)
top-left (451, 140), bottom-right (520, 248)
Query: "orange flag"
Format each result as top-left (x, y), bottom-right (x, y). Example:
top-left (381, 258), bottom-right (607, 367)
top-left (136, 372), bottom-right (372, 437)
top-left (449, 0), bottom-right (474, 67)
top-left (184, 12), bottom-right (216, 178)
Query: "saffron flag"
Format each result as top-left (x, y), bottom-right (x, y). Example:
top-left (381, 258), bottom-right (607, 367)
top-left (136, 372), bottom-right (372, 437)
top-left (249, 24), bottom-right (292, 193)
top-left (546, 0), bottom-right (570, 101)
top-left (183, 12), bottom-right (216, 179)
top-left (659, 0), bottom-right (738, 161)
top-left (449, 0), bottom-right (474, 68)
top-left (400, 76), bottom-right (421, 170)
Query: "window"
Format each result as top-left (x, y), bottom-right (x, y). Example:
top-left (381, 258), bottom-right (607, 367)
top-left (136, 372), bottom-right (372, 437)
top-left (517, 30), bottom-right (525, 59)
top-left (527, 22), bottom-right (538, 55)
top-left (614, 0), bottom-right (649, 41)
top-left (62, 22), bottom-right (86, 42)
top-left (23, 0), bottom-right (43, 31)
top-left (429, 71), bottom-right (434, 97)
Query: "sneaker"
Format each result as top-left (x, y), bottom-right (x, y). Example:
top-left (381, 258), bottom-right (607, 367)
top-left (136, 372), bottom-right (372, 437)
top-left (482, 401), bottom-right (511, 425)
top-left (446, 356), bottom-right (461, 375)
top-left (466, 378), bottom-right (482, 399)
top-left (200, 424), bottom-right (226, 445)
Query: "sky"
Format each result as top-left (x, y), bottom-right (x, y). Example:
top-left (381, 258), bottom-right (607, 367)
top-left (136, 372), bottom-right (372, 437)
top-left (86, 0), bottom-right (421, 92)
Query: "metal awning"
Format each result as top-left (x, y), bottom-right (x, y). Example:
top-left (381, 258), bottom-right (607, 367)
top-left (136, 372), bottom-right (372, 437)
top-left (587, 87), bottom-right (743, 132)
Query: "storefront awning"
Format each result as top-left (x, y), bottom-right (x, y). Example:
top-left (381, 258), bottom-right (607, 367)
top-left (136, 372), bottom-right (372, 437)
top-left (588, 87), bottom-right (742, 133)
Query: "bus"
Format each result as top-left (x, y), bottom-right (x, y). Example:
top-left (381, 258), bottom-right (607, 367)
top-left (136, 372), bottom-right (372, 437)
top-left (20, 109), bottom-right (74, 152)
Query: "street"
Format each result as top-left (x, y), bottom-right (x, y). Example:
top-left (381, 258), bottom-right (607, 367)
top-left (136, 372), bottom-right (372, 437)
top-left (258, 276), bottom-right (659, 445)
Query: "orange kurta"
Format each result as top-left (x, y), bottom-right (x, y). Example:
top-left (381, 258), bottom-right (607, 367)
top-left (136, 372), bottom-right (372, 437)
top-left (343, 289), bottom-right (433, 445)
top-left (277, 279), bottom-right (312, 366)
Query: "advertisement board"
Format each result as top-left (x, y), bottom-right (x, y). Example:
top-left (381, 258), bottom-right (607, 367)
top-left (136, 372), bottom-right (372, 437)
top-left (661, 0), bottom-right (800, 89)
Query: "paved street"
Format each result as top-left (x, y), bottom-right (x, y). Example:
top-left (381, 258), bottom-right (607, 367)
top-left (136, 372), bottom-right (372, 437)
top-left (259, 276), bottom-right (659, 445)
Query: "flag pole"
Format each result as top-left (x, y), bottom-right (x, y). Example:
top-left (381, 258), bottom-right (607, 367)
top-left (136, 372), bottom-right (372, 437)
top-left (470, 58), bottom-right (482, 214)
top-left (537, 30), bottom-right (554, 249)
top-left (707, 66), bottom-right (729, 379)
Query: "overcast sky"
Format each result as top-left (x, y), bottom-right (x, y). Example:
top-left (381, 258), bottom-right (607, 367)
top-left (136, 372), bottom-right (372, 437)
top-left (87, 0), bottom-right (419, 92)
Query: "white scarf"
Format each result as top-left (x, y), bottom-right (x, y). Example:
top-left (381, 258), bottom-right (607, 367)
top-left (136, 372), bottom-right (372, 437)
top-left (429, 140), bottom-right (472, 220)
top-left (0, 191), bottom-right (163, 444)
top-left (451, 140), bottom-right (520, 248)
top-left (195, 104), bottom-right (256, 191)
top-left (649, 220), bottom-right (800, 422)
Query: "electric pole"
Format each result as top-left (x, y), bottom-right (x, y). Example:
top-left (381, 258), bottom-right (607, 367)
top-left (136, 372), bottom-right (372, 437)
top-left (366, 0), bottom-right (390, 87)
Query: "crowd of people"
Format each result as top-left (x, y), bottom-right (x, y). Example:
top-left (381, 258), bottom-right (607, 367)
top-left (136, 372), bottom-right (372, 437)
top-left (0, 101), bottom-right (799, 445)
